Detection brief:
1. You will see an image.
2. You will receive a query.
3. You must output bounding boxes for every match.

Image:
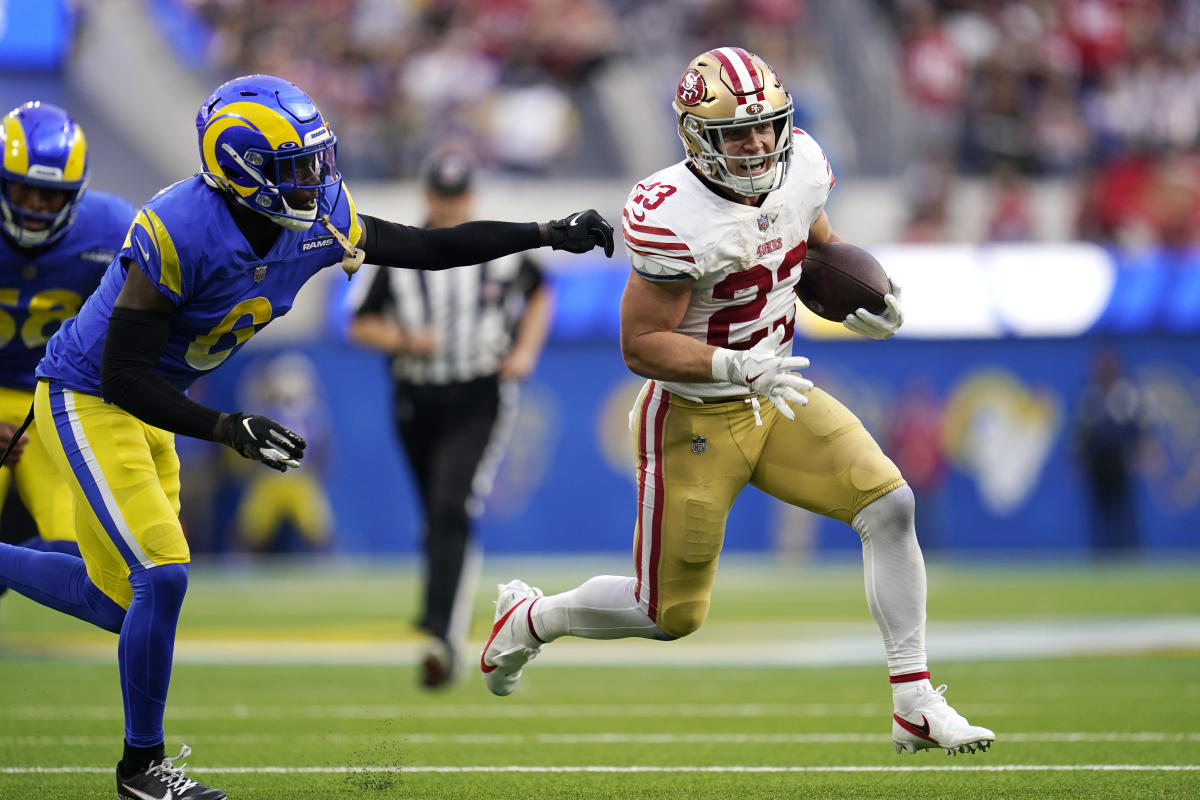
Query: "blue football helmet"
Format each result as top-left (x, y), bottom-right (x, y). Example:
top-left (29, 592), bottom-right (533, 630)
top-left (196, 74), bottom-right (341, 232)
top-left (0, 101), bottom-right (90, 247)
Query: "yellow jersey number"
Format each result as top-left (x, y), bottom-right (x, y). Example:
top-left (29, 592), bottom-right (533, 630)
top-left (185, 297), bottom-right (273, 371)
top-left (0, 288), bottom-right (85, 348)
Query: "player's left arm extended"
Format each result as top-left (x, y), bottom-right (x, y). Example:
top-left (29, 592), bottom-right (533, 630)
top-left (356, 209), bottom-right (614, 270)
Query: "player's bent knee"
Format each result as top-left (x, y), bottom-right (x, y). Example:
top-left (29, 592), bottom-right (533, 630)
top-left (130, 562), bottom-right (189, 608)
top-left (870, 483), bottom-right (915, 524)
top-left (657, 599), bottom-right (709, 639)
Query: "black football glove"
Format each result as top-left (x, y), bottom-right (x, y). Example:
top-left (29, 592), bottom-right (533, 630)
top-left (546, 209), bottom-right (615, 257)
top-left (216, 412), bottom-right (306, 472)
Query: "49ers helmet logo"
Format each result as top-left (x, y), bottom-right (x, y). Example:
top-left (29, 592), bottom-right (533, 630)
top-left (677, 69), bottom-right (706, 106)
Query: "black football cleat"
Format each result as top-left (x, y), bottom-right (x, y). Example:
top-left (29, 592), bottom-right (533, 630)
top-left (116, 744), bottom-right (226, 799)
top-left (420, 636), bottom-right (457, 690)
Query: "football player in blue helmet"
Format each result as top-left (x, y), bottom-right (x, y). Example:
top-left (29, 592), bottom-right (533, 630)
top-left (0, 101), bottom-right (92, 248)
top-left (196, 74), bottom-right (342, 232)
top-left (0, 73), bottom-right (614, 800)
top-left (0, 101), bottom-right (134, 598)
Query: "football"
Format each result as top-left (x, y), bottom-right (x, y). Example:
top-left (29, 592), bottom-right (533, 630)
top-left (796, 241), bottom-right (891, 322)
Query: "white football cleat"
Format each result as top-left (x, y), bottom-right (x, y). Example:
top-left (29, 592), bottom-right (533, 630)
top-left (480, 579), bottom-right (544, 696)
top-left (892, 683), bottom-right (995, 755)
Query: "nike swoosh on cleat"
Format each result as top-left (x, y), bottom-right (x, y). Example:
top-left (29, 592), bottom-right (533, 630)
top-left (894, 713), bottom-right (936, 743)
top-left (480, 598), bottom-right (529, 674)
top-left (121, 784), bottom-right (172, 800)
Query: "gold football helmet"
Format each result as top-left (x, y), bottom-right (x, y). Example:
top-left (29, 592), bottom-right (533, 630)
top-left (673, 47), bottom-right (794, 197)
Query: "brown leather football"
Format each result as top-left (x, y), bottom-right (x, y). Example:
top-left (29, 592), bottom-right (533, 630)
top-left (796, 241), bottom-right (891, 322)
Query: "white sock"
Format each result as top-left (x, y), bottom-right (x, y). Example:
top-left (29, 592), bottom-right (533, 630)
top-left (852, 485), bottom-right (929, 676)
top-left (891, 678), bottom-right (935, 711)
top-left (530, 575), bottom-right (669, 642)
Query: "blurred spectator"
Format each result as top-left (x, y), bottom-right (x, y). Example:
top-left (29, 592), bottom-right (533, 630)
top-left (1030, 73), bottom-right (1093, 174)
top-left (1076, 149), bottom-right (1200, 248)
top-left (1074, 349), bottom-right (1149, 560)
top-left (961, 55), bottom-right (1036, 174)
top-left (985, 162), bottom-right (1036, 241)
top-left (898, 0), bottom-right (967, 154)
top-left (898, 154), bottom-right (955, 242)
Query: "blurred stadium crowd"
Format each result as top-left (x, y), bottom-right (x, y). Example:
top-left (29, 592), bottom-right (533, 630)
top-left (170, 0), bottom-right (1200, 248)
top-left (885, 0), bottom-right (1200, 247)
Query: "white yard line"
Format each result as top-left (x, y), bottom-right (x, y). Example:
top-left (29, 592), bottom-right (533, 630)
top-left (11, 701), bottom-right (1009, 720)
top-left (2, 732), bottom-right (1198, 747)
top-left (2, 764), bottom-right (1198, 774)
top-left (8, 616), bottom-right (1200, 666)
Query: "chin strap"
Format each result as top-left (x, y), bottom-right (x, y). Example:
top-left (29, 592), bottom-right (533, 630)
top-left (318, 214), bottom-right (366, 280)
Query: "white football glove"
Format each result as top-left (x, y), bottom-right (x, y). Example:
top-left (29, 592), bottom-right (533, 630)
top-left (843, 280), bottom-right (904, 339)
top-left (711, 326), bottom-right (813, 420)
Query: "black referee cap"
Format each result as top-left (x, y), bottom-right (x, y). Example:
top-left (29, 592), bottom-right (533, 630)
top-left (422, 152), bottom-right (473, 196)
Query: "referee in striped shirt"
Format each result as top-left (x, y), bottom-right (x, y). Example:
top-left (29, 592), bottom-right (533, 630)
top-left (348, 153), bottom-right (554, 689)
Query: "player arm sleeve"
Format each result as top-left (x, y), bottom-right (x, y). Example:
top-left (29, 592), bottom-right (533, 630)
top-left (100, 307), bottom-right (223, 441)
top-left (359, 213), bottom-right (542, 270)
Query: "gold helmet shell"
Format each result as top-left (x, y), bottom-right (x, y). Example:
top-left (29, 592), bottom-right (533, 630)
top-left (673, 47), bottom-right (794, 196)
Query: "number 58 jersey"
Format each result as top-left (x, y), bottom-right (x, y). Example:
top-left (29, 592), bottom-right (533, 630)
top-left (0, 190), bottom-right (135, 391)
top-left (621, 129), bottom-right (835, 401)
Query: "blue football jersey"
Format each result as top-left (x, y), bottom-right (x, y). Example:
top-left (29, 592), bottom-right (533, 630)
top-left (39, 176), bottom-right (361, 394)
top-left (0, 191), bottom-right (135, 391)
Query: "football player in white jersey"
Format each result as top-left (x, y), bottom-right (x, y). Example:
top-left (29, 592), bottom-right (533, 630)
top-left (481, 46), bottom-right (995, 757)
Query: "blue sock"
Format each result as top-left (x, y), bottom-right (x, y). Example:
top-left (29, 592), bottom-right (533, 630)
top-left (0, 542), bottom-right (125, 632)
top-left (120, 563), bottom-right (188, 748)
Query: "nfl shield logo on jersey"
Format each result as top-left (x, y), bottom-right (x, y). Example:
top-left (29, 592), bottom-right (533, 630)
top-left (758, 213), bottom-right (769, 232)
top-left (253, 264), bottom-right (268, 282)
top-left (691, 436), bottom-right (707, 455)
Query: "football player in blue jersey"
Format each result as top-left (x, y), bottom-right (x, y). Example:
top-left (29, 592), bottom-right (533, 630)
top-left (0, 74), bottom-right (614, 800)
top-left (0, 101), bottom-right (135, 586)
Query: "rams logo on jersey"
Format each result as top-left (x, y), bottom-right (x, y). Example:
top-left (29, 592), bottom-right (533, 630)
top-left (301, 237), bottom-right (335, 253)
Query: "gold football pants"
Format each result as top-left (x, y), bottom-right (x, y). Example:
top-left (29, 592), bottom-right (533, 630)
top-left (630, 381), bottom-right (905, 638)
top-left (0, 385), bottom-right (75, 542)
top-left (35, 380), bottom-right (185, 609)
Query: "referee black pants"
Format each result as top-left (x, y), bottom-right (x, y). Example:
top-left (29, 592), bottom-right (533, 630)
top-left (393, 375), bottom-right (508, 645)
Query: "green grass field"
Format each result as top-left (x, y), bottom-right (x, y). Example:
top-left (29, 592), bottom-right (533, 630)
top-left (1, 556), bottom-right (1198, 799)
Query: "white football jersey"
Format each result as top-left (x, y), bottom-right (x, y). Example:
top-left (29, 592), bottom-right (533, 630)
top-left (621, 129), bottom-right (835, 401)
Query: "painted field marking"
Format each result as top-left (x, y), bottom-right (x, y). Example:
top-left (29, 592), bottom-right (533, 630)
top-left (7, 701), bottom-right (1019, 720)
top-left (2, 764), bottom-right (1198, 775)
top-left (8, 616), bottom-right (1200, 667)
top-left (2, 732), bottom-right (1198, 747)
